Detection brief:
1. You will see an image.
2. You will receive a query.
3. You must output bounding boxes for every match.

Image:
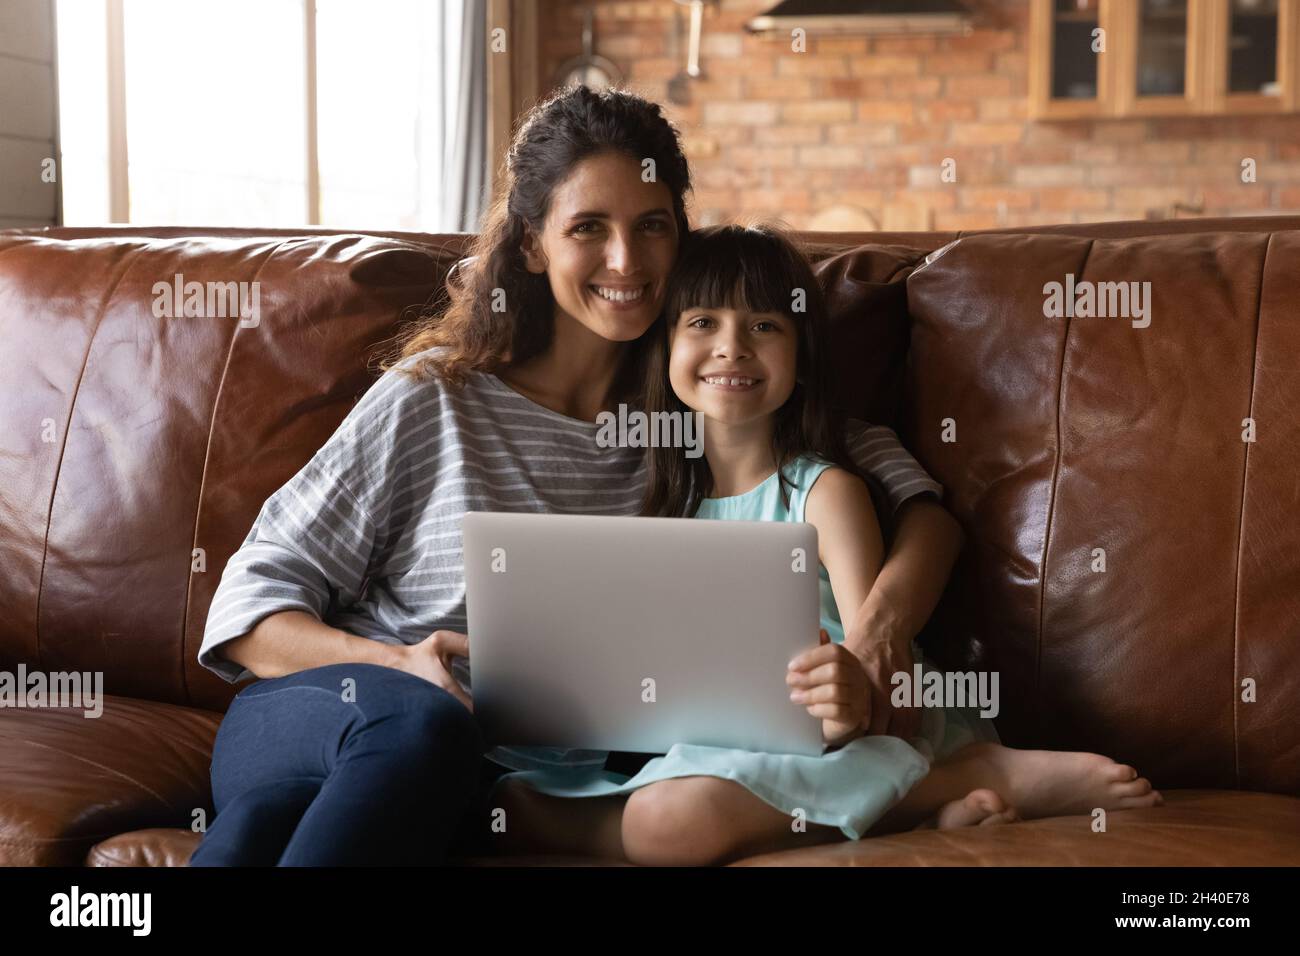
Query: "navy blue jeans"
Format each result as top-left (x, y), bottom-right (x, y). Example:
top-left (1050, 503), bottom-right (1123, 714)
top-left (191, 662), bottom-right (492, 866)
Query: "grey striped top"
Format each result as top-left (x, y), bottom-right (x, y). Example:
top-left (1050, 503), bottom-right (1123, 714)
top-left (198, 348), bottom-right (943, 770)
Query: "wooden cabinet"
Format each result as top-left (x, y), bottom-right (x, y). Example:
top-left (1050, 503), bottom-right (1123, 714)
top-left (1030, 0), bottom-right (1299, 118)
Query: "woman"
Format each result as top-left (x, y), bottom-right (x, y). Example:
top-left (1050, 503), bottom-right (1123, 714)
top-left (191, 85), bottom-right (964, 866)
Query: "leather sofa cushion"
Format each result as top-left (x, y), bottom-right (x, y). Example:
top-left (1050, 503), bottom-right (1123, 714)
top-left (0, 695), bottom-right (220, 865)
top-left (816, 243), bottom-right (928, 433)
top-left (88, 790), bottom-right (1300, 866)
top-left (86, 828), bottom-right (642, 867)
top-left (87, 828), bottom-right (202, 868)
top-left (735, 790), bottom-right (1300, 866)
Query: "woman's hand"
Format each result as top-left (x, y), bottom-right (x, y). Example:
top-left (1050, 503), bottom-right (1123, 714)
top-left (786, 629), bottom-right (871, 748)
top-left (397, 629), bottom-right (473, 712)
top-left (848, 633), bottom-right (921, 741)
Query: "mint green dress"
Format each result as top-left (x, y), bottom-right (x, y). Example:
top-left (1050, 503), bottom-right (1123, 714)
top-left (494, 455), bottom-right (1000, 839)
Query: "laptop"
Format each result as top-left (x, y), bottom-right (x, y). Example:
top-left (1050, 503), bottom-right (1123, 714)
top-left (462, 511), bottom-right (825, 758)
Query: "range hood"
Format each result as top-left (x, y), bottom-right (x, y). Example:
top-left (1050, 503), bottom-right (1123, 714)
top-left (746, 0), bottom-right (973, 36)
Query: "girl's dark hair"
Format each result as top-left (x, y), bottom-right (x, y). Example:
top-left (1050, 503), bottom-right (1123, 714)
top-left (640, 222), bottom-right (890, 525)
top-left (379, 84), bottom-right (692, 403)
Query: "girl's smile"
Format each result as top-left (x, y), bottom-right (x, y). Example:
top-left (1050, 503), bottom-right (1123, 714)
top-left (698, 371), bottom-right (763, 391)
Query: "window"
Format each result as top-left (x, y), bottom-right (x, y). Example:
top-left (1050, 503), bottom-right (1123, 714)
top-left (55, 0), bottom-right (487, 230)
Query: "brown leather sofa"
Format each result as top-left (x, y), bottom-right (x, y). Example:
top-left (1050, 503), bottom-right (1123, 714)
top-left (2, 217), bottom-right (1298, 867)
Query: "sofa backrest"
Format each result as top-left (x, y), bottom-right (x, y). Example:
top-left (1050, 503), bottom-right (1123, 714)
top-left (1, 218), bottom-right (1296, 795)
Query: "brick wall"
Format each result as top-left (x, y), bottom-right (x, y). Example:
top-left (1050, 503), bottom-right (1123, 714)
top-left (536, 0), bottom-right (1300, 231)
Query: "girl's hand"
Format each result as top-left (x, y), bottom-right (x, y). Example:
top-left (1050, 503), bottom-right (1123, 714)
top-left (397, 629), bottom-right (473, 712)
top-left (786, 629), bottom-right (870, 748)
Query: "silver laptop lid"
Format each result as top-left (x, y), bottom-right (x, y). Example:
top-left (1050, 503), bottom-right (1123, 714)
top-left (463, 511), bottom-right (824, 758)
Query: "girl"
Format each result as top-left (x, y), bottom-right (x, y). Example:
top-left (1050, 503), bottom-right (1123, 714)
top-left (490, 223), bottom-right (1164, 866)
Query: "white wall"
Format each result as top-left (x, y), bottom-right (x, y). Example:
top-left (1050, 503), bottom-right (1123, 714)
top-left (0, 0), bottom-right (59, 228)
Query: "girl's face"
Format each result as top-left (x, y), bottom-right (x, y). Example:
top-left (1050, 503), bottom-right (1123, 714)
top-left (667, 304), bottom-right (798, 428)
top-left (521, 152), bottom-right (679, 344)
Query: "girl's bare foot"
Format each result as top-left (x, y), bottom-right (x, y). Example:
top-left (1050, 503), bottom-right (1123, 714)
top-left (919, 788), bottom-right (1021, 830)
top-left (939, 742), bottom-right (1164, 819)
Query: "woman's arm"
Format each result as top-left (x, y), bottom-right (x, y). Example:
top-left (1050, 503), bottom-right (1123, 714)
top-left (223, 611), bottom-right (404, 679)
top-left (225, 612), bottom-right (472, 709)
top-left (201, 364), bottom-right (472, 693)
top-left (840, 422), bottom-right (961, 651)
top-left (199, 373), bottom-right (402, 684)
top-left (843, 496), bottom-right (964, 738)
top-left (804, 470), bottom-right (965, 658)
top-left (844, 496), bottom-right (964, 654)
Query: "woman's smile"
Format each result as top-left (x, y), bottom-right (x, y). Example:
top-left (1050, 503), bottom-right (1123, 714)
top-left (588, 281), bottom-right (651, 311)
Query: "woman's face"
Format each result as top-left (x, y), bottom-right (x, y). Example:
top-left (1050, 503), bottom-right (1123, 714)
top-left (667, 304), bottom-right (798, 429)
top-left (521, 151), bottom-right (679, 344)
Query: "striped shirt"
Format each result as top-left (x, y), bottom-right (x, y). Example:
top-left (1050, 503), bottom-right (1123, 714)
top-left (198, 348), bottom-right (942, 770)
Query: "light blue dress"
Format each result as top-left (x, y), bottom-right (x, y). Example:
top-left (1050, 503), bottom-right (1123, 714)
top-left (494, 455), bottom-right (1000, 839)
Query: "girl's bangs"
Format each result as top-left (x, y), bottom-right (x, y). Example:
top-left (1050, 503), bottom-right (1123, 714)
top-left (670, 228), bottom-right (804, 320)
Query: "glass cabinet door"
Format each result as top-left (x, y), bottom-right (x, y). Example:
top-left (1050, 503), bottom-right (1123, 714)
top-left (1031, 0), bottom-right (1110, 117)
top-left (1231, 0), bottom-right (1281, 94)
top-left (1209, 0), bottom-right (1298, 112)
top-left (1117, 0), bottom-right (1202, 114)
